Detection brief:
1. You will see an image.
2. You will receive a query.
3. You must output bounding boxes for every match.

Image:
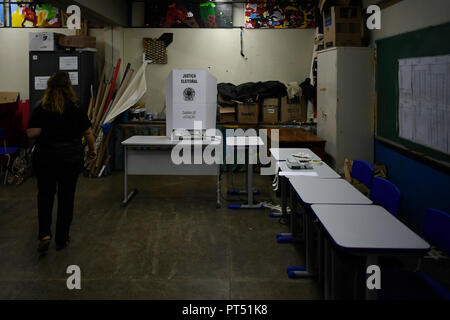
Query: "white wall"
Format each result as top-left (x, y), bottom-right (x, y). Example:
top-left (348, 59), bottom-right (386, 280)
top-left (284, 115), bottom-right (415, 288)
top-left (0, 28), bottom-right (76, 100)
top-left (123, 28), bottom-right (315, 114)
top-left (363, 0), bottom-right (450, 43)
top-left (122, 2), bottom-right (314, 113)
top-left (89, 27), bottom-right (124, 78)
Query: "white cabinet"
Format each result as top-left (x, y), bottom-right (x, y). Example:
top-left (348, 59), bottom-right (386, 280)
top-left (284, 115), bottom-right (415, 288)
top-left (317, 47), bottom-right (374, 173)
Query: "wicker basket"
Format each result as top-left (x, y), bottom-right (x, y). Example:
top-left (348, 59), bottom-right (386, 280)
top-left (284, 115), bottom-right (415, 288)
top-left (143, 38), bottom-right (168, 64)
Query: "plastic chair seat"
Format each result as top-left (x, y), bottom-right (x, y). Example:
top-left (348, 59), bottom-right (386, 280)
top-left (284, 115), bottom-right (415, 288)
top-left (0, 147), bottom-right (20, 155)
top-left (370, 177), bottom-right (401, 216)
top-left (351, 160), bottom-right (374, 189)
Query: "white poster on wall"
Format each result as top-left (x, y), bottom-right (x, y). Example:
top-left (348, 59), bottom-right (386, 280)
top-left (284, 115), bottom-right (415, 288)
top-left (34, 76), bottom-right (50, 90)
top-left (59, 56), bottom-right (78, 70)
top-left (69, 72), bottom-right (79, 86)
top-left (398, 55), bottom-right (450, 155)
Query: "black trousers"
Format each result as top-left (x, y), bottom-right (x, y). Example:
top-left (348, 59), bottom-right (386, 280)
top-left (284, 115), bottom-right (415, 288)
top-left (33, 144), bottom-right (83, 244)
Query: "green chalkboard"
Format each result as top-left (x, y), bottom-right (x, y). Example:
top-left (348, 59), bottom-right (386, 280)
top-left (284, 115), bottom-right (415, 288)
top-left (376, 22), bottom-right (450, 164)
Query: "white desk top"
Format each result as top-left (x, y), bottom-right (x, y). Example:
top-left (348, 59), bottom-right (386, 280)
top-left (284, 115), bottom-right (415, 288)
top-left (122, 136), bottom-right (222, 146)
top-left (270, 148), bottom-right (321, 161)
top-left (279, 161), bottom-right (341, 179)
top-left (226, 136), bottom-right (265, 147)
top-left (312, 205), bottom-right (430, 252)
top-left (290, 177), bottom-right (372, 205)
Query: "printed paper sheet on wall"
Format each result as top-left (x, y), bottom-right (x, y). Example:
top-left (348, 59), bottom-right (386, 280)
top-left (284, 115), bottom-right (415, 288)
top-left (245, 1), bottom-right (315, 29)
top-left (398, 55), bottom-right (450, 155)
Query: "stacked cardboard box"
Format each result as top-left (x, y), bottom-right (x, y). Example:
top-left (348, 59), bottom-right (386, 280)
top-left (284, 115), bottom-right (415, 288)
top-left (219, 107), bottom-right (236, 123)
top-left (237, 103), bottom-right (259, 124)
top-left (218, 94), bottom-right (236, 123)
top-left (29, 32), bottom-right (96, 51)
top-left (280, 96), bottom-right (307, 123)
top-left (320, 0), bottom-right (362, 48)
top-left (262, 98), bottom-right (279, 123)
top-left (59, 35), bottom-right (96, 49)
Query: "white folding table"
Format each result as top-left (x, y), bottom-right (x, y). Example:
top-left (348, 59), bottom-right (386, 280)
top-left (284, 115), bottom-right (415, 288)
top-left (226, 136), bottom-right (265, 210)
top-left (270, 148), bottom-right (322, 162)
top-left (287, 178), bottom-right (373, 280)
top-left (269, 148), bottom-right (329, 219)
top-left (312, 204), bottom-right (430, 300)
top-left (289, 177), bottom-right (373, 206)
top-left (276, 161), bottom-right (342, 243)
top-left (122, 136), bottom-right (222, 208)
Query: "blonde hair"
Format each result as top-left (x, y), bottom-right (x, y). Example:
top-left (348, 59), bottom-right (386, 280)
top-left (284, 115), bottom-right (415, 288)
top-left (40, 72), bottom-right (78, 114)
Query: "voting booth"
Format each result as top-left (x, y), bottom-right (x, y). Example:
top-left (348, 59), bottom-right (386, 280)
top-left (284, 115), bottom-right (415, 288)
top-left (166, 70), bottom-right (217, 139)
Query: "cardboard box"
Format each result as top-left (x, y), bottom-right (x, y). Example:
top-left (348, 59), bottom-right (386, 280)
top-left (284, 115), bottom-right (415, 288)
top-left (219, 106), bottom-right (236, 123)
top-left (0, 92), bottom-right (20, 129)
top-left (29, 32), bottom-right (62, 51)
top-left (237, 103), bottom-right (259, 124)
top-left (281, 96), bottom-right (307, 123)
top-left (59, 35), bottom-right (96, 49)
top-left (319, 0), bottom-right (353, 12)
top-left (262, 98), bottom-right (279, 123)
top-left (0, 92), bottom-right (19, 110)
top-left (323, 6), bottom-right (362, 48)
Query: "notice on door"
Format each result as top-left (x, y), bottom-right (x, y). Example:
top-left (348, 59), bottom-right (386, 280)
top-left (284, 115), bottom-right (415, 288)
top-left (60, 56), bottom-right (78, 70)
top-left (35, 76), bottom-right (50, 90)
top-left (69, 72), bottom-right (79, 86)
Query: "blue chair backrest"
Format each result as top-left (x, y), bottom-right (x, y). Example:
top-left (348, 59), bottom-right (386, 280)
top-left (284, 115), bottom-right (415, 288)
top-left (0, 128), bottom-right (6, 141)
top-left (370, 177), bottom-right (401, 217)
top-left (351, 159), bottom-right (374, 189)
top-left (424, 209), bottom-right (450, 255)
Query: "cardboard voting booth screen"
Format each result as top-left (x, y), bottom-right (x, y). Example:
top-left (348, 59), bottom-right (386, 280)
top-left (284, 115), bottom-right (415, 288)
top-left (166, 70), bottom-right (217, 137)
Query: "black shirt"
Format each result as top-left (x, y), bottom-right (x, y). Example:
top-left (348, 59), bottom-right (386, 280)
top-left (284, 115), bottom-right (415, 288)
top-left (29, 102), bottom-right (92, 147)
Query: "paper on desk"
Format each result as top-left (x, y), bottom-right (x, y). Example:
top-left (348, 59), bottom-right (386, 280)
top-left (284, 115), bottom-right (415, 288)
top-left (279, 171), bottom-right (318, 177)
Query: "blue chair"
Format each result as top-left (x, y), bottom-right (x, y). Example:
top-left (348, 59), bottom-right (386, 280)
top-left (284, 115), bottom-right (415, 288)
top-left (380, 209), bottom-right (450, 300)
top-left (0, 128), bottom-right (20, 185)
top-left (370, 177), bottom-right (401, 217)
top-left (424, 209), bottom-right (450, 259)
top-left (351, 159), bottom-right (374, 189)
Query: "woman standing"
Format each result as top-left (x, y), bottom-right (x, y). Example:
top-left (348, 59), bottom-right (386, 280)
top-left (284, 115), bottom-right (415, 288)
top-left (27, 72), bottom-right (97, 254)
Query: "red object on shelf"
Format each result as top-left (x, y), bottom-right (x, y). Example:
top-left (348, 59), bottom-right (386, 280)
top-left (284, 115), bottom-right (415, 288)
top-left (101, 58), bottom-right (122, 119)
top-left (19, 100), bottom-right (30, 133)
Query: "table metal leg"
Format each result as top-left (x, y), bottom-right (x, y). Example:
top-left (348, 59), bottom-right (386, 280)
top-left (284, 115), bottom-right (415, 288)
top-left (287, 210), bottom-right (316, 279)
top-left (227, 163), bottom-right (260, 197)
top-left (319, 230), bottom-right (324, 288)
top-left (330, 245), bottom-right (336, 300)
top-left (228, 162), bottom-right (264, 210)
top-left (121, 146), bottom-right (137, 207)
top-left (324, 238), bottom-right (331, 300)
top-left (270, 175), bottom-right (286, 219)
top-left (216, 165), bottom-right (222, 208)
top-left (277, 179), bottom-right (293, 243)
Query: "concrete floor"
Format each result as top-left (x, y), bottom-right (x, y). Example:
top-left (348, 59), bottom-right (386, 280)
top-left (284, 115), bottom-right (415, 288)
top-left (0, 172), bottom-right (321, 300)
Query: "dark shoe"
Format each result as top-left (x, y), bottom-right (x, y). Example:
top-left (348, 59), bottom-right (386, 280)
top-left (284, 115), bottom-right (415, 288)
top-left (55, 237), bottom-right (70, 251)
top-left (37, 239), bottom-right (51, 254)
